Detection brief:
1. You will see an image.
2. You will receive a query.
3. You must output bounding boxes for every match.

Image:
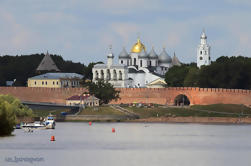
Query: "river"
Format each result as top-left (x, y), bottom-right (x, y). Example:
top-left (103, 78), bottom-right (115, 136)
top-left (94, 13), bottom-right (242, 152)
top-left (1, 122), bottom-right (251, 166)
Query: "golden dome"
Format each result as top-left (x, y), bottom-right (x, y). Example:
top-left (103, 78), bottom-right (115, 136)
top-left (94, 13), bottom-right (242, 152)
top-left (131, 38), bottom-right (146, 53)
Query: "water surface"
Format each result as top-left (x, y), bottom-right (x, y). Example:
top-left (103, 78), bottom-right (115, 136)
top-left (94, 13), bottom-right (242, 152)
top-left (1, 122), bottom-right (251, 166)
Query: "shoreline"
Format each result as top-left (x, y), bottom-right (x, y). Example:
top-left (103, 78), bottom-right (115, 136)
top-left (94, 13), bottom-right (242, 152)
top-left (129, 117), bottom-right (251, 124)
top-left (18, 116), bottom-right (251, 124)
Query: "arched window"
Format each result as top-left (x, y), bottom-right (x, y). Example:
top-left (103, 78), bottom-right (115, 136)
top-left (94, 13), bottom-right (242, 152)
top-left (101, 70), bottom-right (104, 79)
top-left (113, 70), bottom-right (117, 80)
top-left (107, 69), bottom-right (111, 80)
top-left (200, 51), bottom-right (202, 55)
top-left (34, 81), bottom-right (36, 85)
top-left (95, 70), bottom-right (99, 80)
top-left (121, 60), bottom-right (123, 64)
top-left (200, 57), bottom-right (203, 60)
top-left (42, 81), bottom-right (44, 85)
top-left (119, 71), bottom-right (122, 80)
top-left (53, 81), bottom-right (55, 85)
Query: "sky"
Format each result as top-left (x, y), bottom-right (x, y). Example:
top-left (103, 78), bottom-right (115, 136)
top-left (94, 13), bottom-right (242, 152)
top-left (0, 0), bottom-right (251, 65)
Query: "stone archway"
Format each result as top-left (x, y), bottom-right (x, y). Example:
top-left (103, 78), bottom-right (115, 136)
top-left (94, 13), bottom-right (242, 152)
top-left (174, 94), bottom-right (190, 106)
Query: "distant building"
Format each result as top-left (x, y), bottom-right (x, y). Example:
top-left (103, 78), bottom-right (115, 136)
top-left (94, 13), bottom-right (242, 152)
top-left (92, 38), bottom-right (181, 88)
top-left (27, 73), bottom-right (83, 88)
top-left (146, 78), bottom-right (167, 88)
top-left (6, 81), bottom-right (14, 86)
top-left (66, 94), bottom-right (100, 107)
top-left (197, 30), bottom-right (211, 68)
top-left (36, 51), bottom-right (60, 72)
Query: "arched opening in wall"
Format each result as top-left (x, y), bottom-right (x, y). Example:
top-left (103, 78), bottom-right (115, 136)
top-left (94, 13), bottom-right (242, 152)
top-left (119, 71), bottom-right (122, 80)
top-left (174, 94), bottom-right (190, 106)
top-left (107, 69), bottom-right (111, 80)
top-left (101, 70), bottom-right (104, 80)
top-left (113, 70), bottom-right (117, 80)
top-left (95, 70), bottom-right (99, 80)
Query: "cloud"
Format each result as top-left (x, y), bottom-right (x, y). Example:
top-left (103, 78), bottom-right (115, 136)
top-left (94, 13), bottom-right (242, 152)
top-left (0, 9), bottom-right (37, 53)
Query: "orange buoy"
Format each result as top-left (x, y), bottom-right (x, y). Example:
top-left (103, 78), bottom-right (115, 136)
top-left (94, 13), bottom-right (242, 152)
top-left (112, 128), bottom-right (115, 133)
top-left (50, 136), bottom-right (55, 141)
top-left (89, 121), bottom-right (92, 126)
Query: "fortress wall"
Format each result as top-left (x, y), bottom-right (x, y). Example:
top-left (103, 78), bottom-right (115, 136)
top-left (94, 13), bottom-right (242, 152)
top-left (0, 87), bottom-right (87, 104)
top-left (0, 87), bottom-right (251, 106)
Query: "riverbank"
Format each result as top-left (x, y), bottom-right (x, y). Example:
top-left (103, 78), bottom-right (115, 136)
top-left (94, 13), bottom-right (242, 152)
top-left (25, 104), bottom-right (251, 124)
top-left (130, 117), bottom-right (251, 124)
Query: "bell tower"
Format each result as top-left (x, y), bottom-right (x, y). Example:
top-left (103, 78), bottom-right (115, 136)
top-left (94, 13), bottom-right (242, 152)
top-left (197, 29), bottom-right (211, 68)
top-left (107, 45), bottom-right (114, 67)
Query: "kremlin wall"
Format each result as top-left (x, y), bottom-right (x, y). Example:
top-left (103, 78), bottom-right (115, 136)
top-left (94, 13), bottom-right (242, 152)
top-left (0, 87), bottom-right (251, 106)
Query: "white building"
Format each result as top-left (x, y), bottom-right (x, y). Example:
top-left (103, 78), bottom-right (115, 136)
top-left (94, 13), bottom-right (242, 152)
top-left (92, 38), bottom-right (181, 88)
top-left (197, 30), bottom-right (211, 68)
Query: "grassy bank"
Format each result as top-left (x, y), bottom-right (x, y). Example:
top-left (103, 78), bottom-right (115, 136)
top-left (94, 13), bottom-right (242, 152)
top-left (32, 108), bottom-right (70, 117)
top-left (30, 104), bottom-right (251, 121)
top-left (31, 106), bottom-right (124, 117)
top-left (78, 106), bottom-right (124, 115)
top-left (124, 104), bottom-right (251, 119)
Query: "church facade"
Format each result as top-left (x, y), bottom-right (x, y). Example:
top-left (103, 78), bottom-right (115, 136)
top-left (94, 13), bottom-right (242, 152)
top-left (92, 38), bottom-right (181, 88)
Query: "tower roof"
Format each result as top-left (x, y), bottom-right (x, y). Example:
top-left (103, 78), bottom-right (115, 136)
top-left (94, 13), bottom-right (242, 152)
top-left (107, 45), bottom-right (114, 58)
top-left (36, 51), bottom-right (60, 72)
top-left (118, 47), bottom-right (130, 58)
top-left (148, 47), bottom-right (158, 59)
top-left (158, 47), bottom-right (172, 63)
top-left (201, 30), bottom-right (207, 39)
top-left (172, 52), bottom-right (181, 66)
top-left (138, 49), bottom-right (148, 58)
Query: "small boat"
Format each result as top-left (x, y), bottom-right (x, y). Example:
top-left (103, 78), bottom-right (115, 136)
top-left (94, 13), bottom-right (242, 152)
top-left (44, 115), bottom-right (56, 129)
top-left (22, 121), bottom-right (46, 129)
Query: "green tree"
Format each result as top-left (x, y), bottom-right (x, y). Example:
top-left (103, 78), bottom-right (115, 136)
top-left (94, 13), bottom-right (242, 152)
top-left (82, 62), bottom-right (103, 84)
top-left (85, 80), bottom-right (120, 104)
top-left (165, 65), bottom-right (189, 87)
top-left (0, 95), bottom-right (33, 136)
top-left (184, 67), bottom-right (199, 87)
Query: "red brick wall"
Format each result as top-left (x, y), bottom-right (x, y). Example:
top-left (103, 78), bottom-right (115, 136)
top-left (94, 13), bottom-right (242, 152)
top-left (0, 87), bottom-right (87, 104)
top-left (0, 87), bottom-right (251, 106)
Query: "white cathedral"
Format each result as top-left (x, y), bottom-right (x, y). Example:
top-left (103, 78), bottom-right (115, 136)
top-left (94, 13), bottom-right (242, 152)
top-left (92, 31), bottom-right (211, 88)
top-left (92, 38), bottom-right (181, 88)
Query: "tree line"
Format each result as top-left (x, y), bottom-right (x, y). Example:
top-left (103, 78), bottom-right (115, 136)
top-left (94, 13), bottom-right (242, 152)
top-left (0, 53), bottom-right (102, 86)
top-left (165, 56), bottom-right (251, 89)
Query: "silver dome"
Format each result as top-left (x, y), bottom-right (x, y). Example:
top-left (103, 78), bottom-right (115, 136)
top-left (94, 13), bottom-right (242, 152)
top-left (148, 47), bottom-right (158, 59)
top-left (138, 50), bottom-right (148, 58)
top-left (158, 48), bottom-right (172, 63)
top-left (118, 47), bottom-right (130, 59)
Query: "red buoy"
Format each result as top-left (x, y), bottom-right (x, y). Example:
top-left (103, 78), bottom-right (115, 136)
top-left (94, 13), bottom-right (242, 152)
top-left (112, 128), bottom-right (115, 133)
top-left (50, 136), bottom-right (55, 141)
top-left (89, 121), bottom-right (92, 126)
